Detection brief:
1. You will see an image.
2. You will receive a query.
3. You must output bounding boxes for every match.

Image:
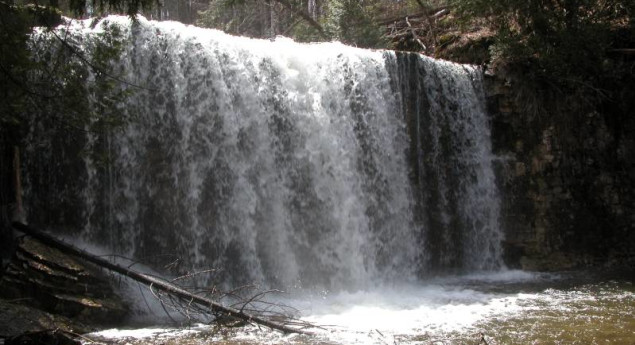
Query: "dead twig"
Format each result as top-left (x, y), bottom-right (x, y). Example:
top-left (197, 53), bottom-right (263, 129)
top-left (406, 16), bottom-right (427, 51)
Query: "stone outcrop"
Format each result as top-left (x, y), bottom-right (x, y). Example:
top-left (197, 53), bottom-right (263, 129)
top-left (0, 298), bottom-right (91, 339)
top-left (0, 236), bottom-right (129, 328)
top-left (484, 66), bottom-right (635, 270)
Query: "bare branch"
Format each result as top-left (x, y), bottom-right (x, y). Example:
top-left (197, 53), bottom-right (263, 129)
top-left (272, 0), bottom-right (327, 39)
top-left (406, 17), bottom-right (427, 51)
top-left (12, 222), bottom-right (316, 335)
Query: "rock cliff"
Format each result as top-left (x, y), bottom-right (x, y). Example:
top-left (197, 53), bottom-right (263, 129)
top-left (484, 63), bottom-right (635, 270)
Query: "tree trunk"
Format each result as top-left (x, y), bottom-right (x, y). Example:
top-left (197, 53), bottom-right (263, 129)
top-left (274, 0), bottom-right (327, 39)
top-left (11, 222), bottom-right (313, 335)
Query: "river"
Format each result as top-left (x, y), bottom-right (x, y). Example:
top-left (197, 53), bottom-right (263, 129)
top-left (88, 269), bottom-right (634, 345)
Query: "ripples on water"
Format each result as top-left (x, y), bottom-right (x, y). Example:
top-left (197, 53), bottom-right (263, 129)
top-left (88, 269), bottom-right (634, 345)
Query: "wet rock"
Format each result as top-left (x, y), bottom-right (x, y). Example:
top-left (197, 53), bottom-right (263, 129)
top-left (0, 237), bottom-right (128, 327)
top-left (5, 330), bottom-right (80, 345)
top-left (485, 65), bottom-right (635, 271)
top-left (0, 299), bottom-right (91, 337)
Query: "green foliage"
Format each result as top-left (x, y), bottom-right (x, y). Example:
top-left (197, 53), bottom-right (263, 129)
top-left (0, 4), bottom-right (33, 129)
top-left (0, 3), bottom-right (66, 129)
top-left (197, 0), bottom-right (271, 38)
top-left (197, 0), bottom-right (389, 48)
top-left (28, 21), bottom-right (134, 133)
top-left (1, 0), bottom-right (157, 151)
top-left (322, 0), bottom-right (387, 48)
top-left (1, 2), bottom-right (135, 143)
top-left (70, 0), bottom-right (157, 17)
top-left (452, 0), bottom-right (635, 85)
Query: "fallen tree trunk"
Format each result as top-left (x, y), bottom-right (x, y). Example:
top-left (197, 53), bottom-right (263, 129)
top-left (608, 48), bottom-right (635, 55)
top-left (378, 6), bottom-right (448, 25)
top-left (11, 222), bottom-right (312, 335)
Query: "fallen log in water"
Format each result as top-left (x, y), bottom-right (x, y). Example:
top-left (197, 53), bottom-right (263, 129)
top-left (11, 222), bottom-right (313, 335)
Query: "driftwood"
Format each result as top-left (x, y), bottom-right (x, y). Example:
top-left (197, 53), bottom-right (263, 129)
top-left (11, 222), bottom-right (312, 335)
top-left (609, 48), bottom-right (635, 55)
top-left (405, 16), bottom-right (427, 51)
top-left (378, 6), bottom-right (448, 26)
top-left (382, 5), bottom-right (450, 53)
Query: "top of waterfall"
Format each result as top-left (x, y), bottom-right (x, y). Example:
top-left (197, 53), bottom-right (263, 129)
top-left (56, 15), bottom-right (485, 73)
top-left (62, 15), bottom-right (386, 56)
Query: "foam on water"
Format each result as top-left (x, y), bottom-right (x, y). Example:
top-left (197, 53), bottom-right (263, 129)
top-left (86, 271), bottom-right (635, 345)
top-left (293, 271), bottom-right (534, 341)
top-left (91, 270), bottom-right (635, 345)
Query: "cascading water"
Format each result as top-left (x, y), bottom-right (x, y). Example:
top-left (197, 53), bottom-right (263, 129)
top-left (391, 54), bottom-right (503, 272)
top-left (23, 16), bottom-right (503, 291)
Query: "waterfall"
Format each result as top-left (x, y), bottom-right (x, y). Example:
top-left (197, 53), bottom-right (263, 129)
top-left (390, 54), bottom-right (503, 272)
top-left (23, 16), bottom-right (503, 291)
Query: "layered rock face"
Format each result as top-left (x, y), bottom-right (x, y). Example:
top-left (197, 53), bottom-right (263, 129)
top-left (485, 70), bottom-right (635, 270)
top-left (0, 237), bottom-right (128, 325)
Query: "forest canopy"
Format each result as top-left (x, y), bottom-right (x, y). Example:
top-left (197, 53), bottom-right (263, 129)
top-left (0, 0), bottom-right (633, 133)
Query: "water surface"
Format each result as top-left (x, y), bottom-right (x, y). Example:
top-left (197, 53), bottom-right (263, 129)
top-left (89, 269), bottom-right (635, 344)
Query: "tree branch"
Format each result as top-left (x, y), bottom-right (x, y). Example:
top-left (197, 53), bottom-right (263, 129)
top-left (12, 222), bottom-right (314, 335)
top-left (405, 16), bottom-right (426, 51)
top-left (272, 0), bottom-right (328, 39)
